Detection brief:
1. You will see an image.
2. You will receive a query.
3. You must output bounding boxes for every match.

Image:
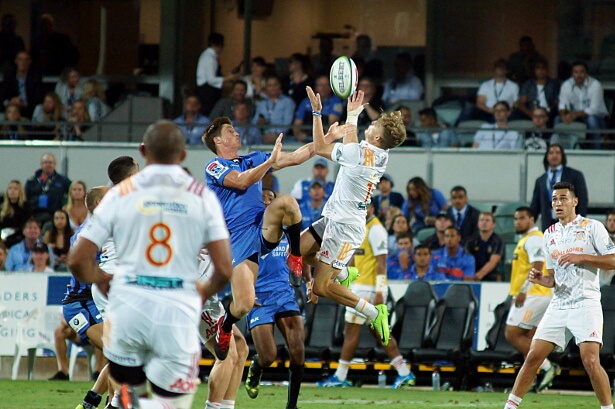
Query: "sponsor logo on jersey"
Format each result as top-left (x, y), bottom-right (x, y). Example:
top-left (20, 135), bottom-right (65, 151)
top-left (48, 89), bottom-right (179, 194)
top-left (319, 250), bottom-right (330, 259)
top-left (136, 196), bottom-right (189, 216)
top-left (249, 316), bottom-right (260, 324)
top-left (605, 237), bottom-right (615, 251)
top-left (589, 331), bottom-right (599, 338)
top-left (549, 239), bottom-right (556, 245)
top-left (550, 247), bottom-right (584, 259)
top-left (332, 259), bottom-right (347, 269)
top-left (206, 161), bottom-right (227, 178)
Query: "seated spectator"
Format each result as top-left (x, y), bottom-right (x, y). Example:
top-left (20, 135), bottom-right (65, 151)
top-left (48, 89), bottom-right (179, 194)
top-left (474, 58), bottom-right (519, 123)
top-left (63, 180), bottom-right (87, 230)
top-left (299, 180), bottom-right (326, 230)
top-left (29, 241), bottom-right (53, 272)
top-left (556, 61), bottom-right (609, 149)
top-left (0, 241), bottom-right (7, 270)
top-left (397, 105), bottom-right (418, 146)
top-left (232, 101), bottom-right (262, 145)
top-left (293, 75), bottom-right (342, 143)
top-left (417, 107), bottom-right (459, 148)
top-left (5, 218), bottom-right (54, 271)
top-left (473, 101), bottom-right (522, 150)
top-left (407, 244), bottom-right (445, 281)
top-left (311, 36), bottom-right (337, 76)
top-left (446, 186), bottom-right (480, 244)
top-left (63, 99), bottom-right (90, 141)
top-left (341, 76), bottom-right (383, 127)
top-left (253, 75), bottom-right (295, 143)
top-left (524, 107), bottom-right (550, 151)
top-left (352, 34), bottom-right (383, 81)
top-left (173, 93), bottom-right (211, 145)
top-left (31, 91), bottom-right (65, 140)
top-left (516, 59), bottom-right (559, 121)
top-left (507, 36), bottom-right (546, 85)
top-left (384, 205), bottom-right (402, 232)
top-left (210, 79), bottom-right (255, 120)
top-left (82, 79), bottom-right (109, 121)
top-left (242, 56), bottom-right (268, 102)
top-left (42, 209), bottom-right (72, 271)
top-left (283, 53), bottom-right (314, 108)
top-left (290, 157), bottom-right (334, 205)
top-left (1, 50), bottom-right (43, 118)
top-left (422, 212), bottom-right (453, 251)
top-left (25, 153), bottom-right (71, 224)
top-left (372, 173), bottom-right (404, 224)
top-left (382, 53), bottom-right (424, 108)
top-left (0, 180), bottom-right (33, 248)
top-left (387, 214), bottom-right (411, 254)
top-left (54, 67), bottom-right (84, 112)
top-left (0, 102), bottom-right (29, 140)
top-left (430, 226), bottom-right (475, 281)
top-left (387, 232), bottom-right (414, 280)
top-left (464, 212), bottom-right (504, 281)
top-left (607, 209), bottom-right (615, 241)
top-left (401, 176), bottom-right (448, 233)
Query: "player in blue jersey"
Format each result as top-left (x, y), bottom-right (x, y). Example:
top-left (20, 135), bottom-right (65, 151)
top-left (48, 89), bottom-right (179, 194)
top-left (202, 116), bottom-right (350, 360)
top-left (243, 188), bottom-right (305, 409)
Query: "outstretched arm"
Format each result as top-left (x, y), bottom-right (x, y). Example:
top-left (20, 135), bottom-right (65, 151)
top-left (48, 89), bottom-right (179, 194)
top-left (343, 90), bottom-right (367, 145)
top-left (222, 135), bottom-right (283, 189)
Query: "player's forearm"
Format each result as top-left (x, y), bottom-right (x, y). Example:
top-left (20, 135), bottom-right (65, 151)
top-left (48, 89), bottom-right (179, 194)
top-left (313, 113), bottom-right (327, 154)
top-left (275, 142), bottom-right (315, 169)
top-left (477, 256), bottom-right (501, 277)
top-left (234, 160), bottom-right (274, 189)
top-left (582, 254), bottom-right (615, 270)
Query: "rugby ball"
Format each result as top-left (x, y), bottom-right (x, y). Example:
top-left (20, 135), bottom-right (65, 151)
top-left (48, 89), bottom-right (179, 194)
top-left (329, 56), bottom-right (358, 99)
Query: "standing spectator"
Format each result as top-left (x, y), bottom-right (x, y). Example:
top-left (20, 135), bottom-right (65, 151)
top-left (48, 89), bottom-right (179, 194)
top-left (417, 107), bottom-right (459, 148)
top-left (507, 36), bottom-right (546, 85)
top-left (42, 210), bottom-right (72, 271)
top-left (0, 180), bottom-right (33, 248)
top-left (232, 101), bottom-right (262, 145)
top-left (29, 241), bottom-right (53, 272)
top-left (382, 53), bottom-right (424, 109)
top-left (0, 13), bottom-right (25, 72)
top-left (530, 143), bottom-right (588, 231)
top-left (401, 176), bottom-right (448, 233)
top-left (299, 180), bottom-right (326, 230)
top-left (341, 77), bottom-right (384, 127)
top-left (283, 53), bottom-right (314, 108)
top-left (173, 93), bottom-right (211, 145)
top-left (387, 214), bottom-right (411, 254)
top-left (446, 186), bottom-right (480, 244)
top-left (30, 14), bottom-right (79, 75)
top-left (54, 67), bottom-right (84, 112)
top-left (556, 61), bottom-right (609, 149)
top-left (24, 153), bottom-right (71, 225)
top-left (372, 173), bottom-right (404, 224)
top-left (293, 75), bottom-right (342, 142)
top-left (0, 103), bottom-right (29, 140)
top-left (422, 213), bottom-right (453, 251)
top-left (210, 80), bottom-right (255, 121)
top-left (64, 99), bottom-right (90, 141)
top-left (606, 210), bottom-right (615, 240)
top-left (82, 79), bottom-right (109, 122)
top-left (253, 75), bottom-right (295, 143)
top-left (311, 36), bottom-right (337, 76)
top-left (465, 212), bottom-right (504, 282)
top-left (63, 180), bottom-right (87, 231)
top-left (242, 56), bottom-right (268, 101)
top-left (430, 226), bottom-right (475, 281)
top-left (196, 32), bottom-right (239, 115)
top-left (1, 50), bottom-right (43, 118)
top-left (517, 59), bottom-right (559, 121)
top-left (0, 242), bottom-right (7, 270)
top-left (475, 59), bottom-right (519, 123)
top-left (31, 91), bottom-right (65, 140)
top-left (387, 232), bottom-right (414, 280)
top-left (473, 101), bottom-right (522, 150)
top-left (290, 157), bottom-right (334, 206)
top-left (352, 34), bottom-right (383, 81)
top-left (524, 107), bottom-right (550, 151)
top-left (5, 218), bottom-right (53, 271)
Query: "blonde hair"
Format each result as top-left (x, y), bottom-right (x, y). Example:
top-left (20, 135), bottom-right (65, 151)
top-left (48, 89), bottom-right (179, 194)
top-left (42, 92), bottom-right (64, 121)
top-left (64, 180), bottom-right (87, 214)
top-left (1, 180), bottom-right (26, 220)
top-left (377, 110), bottom-right (407, 149)
top-left (83, 79), bottom-right (106, 101)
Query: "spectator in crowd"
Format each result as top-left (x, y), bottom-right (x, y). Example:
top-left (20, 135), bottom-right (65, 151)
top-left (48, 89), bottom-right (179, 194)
top-left (473, 101), bottom-right (522, 150)
top-left (387, 214), bottom-right (411, 255)
top-left (430, 226), bottom-right (475, 281)
top-left (465, 212), bottom-right (504, 281)
top-left (408, 243), bottom-right (445, 281)
top-left (1, 50), bottom-right (43, 118)
top-left (524, 107), bottom-right (550, 151)
top-left (530, 143), bottom-right (588, 231)
top-left (0, 13), bottom-right (24, 72)
top-left (606, 210), bottom-right (615, 240)
top-left (210, 80), bottom-right (255, 121)
top-left (372, 173), bottom-right (404, 224)
top-left (387, 231), bottom-right (414, 280)
top-left (397, 105), bottom-right (418, 147)
top-left (422, 212), bottom-right (453, 251)
top-left (417, 107), bottom-right (459, 148)
top-left (232, 101), bottom-right (262, 145)
top-left (25, 153), bottom-right (71, 224)
top-left (5, 218), bottom-right (53, 271)
top-left (82, 79), bottom-right (109, 122)
top-left (31, 91), bottom-right (65, 140)
top-left (0, 180), bottom-right (32, 248)
top-left (382, 53), bottom-right (424, 108)
top-left (242, 56), bottom-right (268, 101)
top-left (29, 241), bottom-right (53, 272)
top-left (290, 157), bottom-right (334, 205)
top-left (311, 36), bottom-right (337, 76)
top-left (64, 99), bottom-right (90, 141)
top-left (447, 186), bottom-right (480, 244)
top-left (352, 34), bottom-right (383, 81)
top-left (293, 75), bottom-right (342, 142)
top-left (384, 206), bottom-right (402, 232)
top-left (253, 75), bottom-right (295, 143)
top-left (173, 93), bottom-right (211, 145)
top-left (299, 180), bottom-right (326, 230)
top-left (196, 32), bottom-right (239, 115)
top-left (340, 76), bottom-right (383, 127)
top-left (556, 61), bottom-right (609, 149)
top-left (283, 53), bottom-right (314, 108)
top-left (42, 210), bottom-right (72, 271)
top-left (0, 241), bottom-right (7, 270)
top-left (31, 14), bottom-right (79, 75)
top-left (54, 67), bottom-right (84, 112)
top-left (507, 36), bottom-right (546, 85)
top-left (63, 180), bottom-right (87, 231)
top-left (475, 59), bottom-right (519, 123)
top-left (401, 176), bottom-right (448, 233)
top-left (516, 59), bottom-right (559, 122)
top-left (0, 103), bottom-right (29, 140)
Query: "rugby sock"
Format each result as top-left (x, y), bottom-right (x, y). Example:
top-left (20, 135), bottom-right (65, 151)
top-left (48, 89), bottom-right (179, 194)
top-left (287, 363), bottom-right (304, 409)
top-left (251, 355), bottom-right (264, 378)
top-left (110, 389), bottom-right (120, 408)
top-left (601, 405), bottom-right (614, 409)
top-left (355, 299), bottom-right (378, 321)
top-left (220, 399), bottom-right (235, 408)
top-left (391, 355), bottom-right (410, 377)
top-left (287, 222), bottom-right (302, 256)
top-left (82, 390), bottom-right (102, 409)
top-left (334, 360), bottom-right (350, 381)
top-left (221, 309), bottom-right (240, 333)
top-left (205, 401), bottom-right (222, 408)
top-left (336, 267), bottom-right (349, 281)
top-left (539, 359), bottom-right (552, 372)
top-left (504, 393), bottom-right (522, 408)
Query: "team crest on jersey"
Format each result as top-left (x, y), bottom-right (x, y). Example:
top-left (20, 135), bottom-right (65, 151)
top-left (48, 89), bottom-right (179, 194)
top-left (575, 231), bottom-right (586, 241)
top-left (206, 161), bottom-right (227, 178)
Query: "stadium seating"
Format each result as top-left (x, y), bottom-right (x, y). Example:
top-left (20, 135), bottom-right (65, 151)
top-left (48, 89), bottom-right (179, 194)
top-left (494, 202), bottom-right (528, 235)
top-left (456, 120), bottom-right (488, 147)
top-left (304, 297), bottom-right (344, 362)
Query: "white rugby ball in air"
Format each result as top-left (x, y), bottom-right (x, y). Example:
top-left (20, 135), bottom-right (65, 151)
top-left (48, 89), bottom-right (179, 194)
top-left (329, 56), bottom-right (358, 99)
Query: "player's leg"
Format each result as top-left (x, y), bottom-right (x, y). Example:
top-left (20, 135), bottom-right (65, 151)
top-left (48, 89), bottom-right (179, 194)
top-left (220, 327), bottom-right (249, 409)
top-left (579, 341), bottom-right (612, 406)
top-left (262, 194), bottom-right (303, 275)
top-left (76, 363), bottom-right (110, 409)
top-left (300, 224), bottom-right (321, 266)
top-left (504, 325), bottom-right (532, 356)
top-left (204, 334), bottom-right (239, 407)
top-left (276, 314), bottom-right (305, 409)
top-left (318, 321), bottom-right (360, 387)
top-left (246, 323), bottom-right (277, 398)
top-left (49, 319), bottom-right (73, 380)
top-left (368, 326), bottom-right (414, 388)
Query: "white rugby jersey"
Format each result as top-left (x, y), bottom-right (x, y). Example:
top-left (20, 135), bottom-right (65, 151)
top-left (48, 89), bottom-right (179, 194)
top-left (322, 140), bottom-right (388, 224)
top-left (99, 238), bottom-right (117, 273)
top-left (544, 215), bottom-right (615, 309)
top-left (80, 164), bottom-right (229, 311)
top-left (197, 250), bottom-right (219, 305)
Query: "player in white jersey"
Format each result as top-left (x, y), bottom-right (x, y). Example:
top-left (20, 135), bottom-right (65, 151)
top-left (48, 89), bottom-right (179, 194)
top-left (504, 182), bottom-right (615, 409)
top-left (69, 121), bottom-right (233, 409)
top-left (299, 86), bottom-right (407, 345)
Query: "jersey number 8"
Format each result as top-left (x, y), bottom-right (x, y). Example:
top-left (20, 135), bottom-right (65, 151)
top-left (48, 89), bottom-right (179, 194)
top-left (146, 222), bottom-right (173, 267)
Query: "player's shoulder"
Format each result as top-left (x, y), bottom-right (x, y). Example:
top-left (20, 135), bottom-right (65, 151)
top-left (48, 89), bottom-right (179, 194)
top-left (205, 158), bottom-right (231, 179)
